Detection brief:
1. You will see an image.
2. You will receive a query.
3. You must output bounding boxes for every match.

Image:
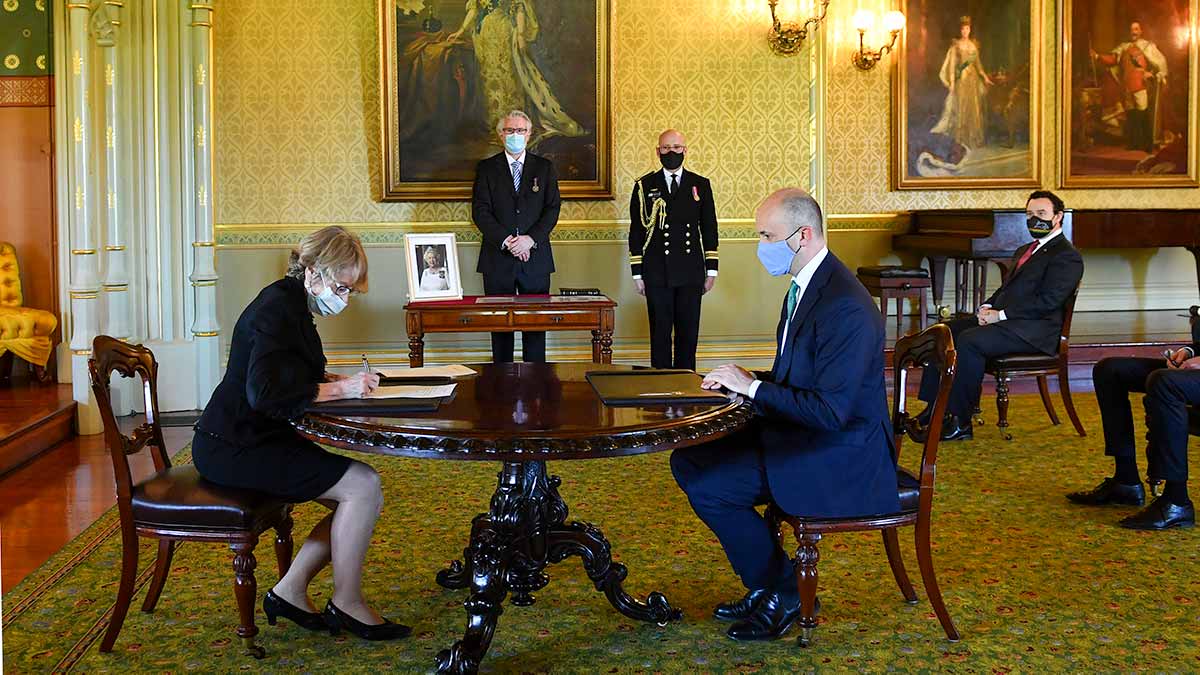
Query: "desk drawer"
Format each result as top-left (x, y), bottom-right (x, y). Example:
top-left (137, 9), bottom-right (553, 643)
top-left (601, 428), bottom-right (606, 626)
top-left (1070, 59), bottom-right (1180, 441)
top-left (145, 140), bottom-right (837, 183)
top-left (512, 309), bottom-right (598, 329)
top-left (421, 310), bottom-right (511, 331)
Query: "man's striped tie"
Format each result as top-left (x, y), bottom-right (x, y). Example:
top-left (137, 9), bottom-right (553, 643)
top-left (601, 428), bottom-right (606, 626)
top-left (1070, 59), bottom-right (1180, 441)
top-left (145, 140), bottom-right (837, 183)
top-left (511, 161), bottom-right (522, 192)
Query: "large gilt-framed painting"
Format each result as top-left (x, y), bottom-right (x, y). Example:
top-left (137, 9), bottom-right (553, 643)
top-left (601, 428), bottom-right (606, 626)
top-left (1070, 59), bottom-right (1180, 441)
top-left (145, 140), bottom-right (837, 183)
top-left (380, 0), bottom-right (611, 201)
top-left (893, 0), bottom-right (1042, 189)
top-left (1061, 0), bottom-right (1199, 187)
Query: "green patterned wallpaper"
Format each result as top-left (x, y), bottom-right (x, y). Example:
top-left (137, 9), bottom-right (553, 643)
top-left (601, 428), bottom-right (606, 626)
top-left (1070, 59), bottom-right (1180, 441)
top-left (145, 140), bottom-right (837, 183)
top-left (0, 0), bottom-right (50, 77)
top-left (213, 0), bottom-right (813, 228)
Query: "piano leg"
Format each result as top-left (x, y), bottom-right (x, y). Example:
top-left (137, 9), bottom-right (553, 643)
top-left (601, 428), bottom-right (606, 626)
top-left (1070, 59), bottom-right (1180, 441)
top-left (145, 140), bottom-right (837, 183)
top-left (927, 256), bottom-right (948, 312)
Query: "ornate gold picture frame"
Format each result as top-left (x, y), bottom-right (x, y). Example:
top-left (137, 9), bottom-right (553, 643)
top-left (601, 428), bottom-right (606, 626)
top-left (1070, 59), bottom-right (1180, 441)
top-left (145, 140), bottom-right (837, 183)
top-left (379, 0), bottom-right (612, 201)
top-left (1060, 0), bottom-right (1199, 188)
top-left (892, 0), bottom-right (1042, 189)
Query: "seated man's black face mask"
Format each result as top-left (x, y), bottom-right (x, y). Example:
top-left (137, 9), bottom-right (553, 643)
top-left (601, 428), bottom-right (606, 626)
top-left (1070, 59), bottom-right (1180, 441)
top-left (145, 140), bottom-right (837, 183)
top-left (1027, 215), bottom-right (1055, 239)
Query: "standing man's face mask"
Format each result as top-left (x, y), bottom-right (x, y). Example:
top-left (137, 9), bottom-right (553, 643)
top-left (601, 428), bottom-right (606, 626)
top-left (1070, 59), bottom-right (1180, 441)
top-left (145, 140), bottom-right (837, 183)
top-left (505, 133), bottom-right (527, 155)
top-left (757, 227), bottom-right (802, 276)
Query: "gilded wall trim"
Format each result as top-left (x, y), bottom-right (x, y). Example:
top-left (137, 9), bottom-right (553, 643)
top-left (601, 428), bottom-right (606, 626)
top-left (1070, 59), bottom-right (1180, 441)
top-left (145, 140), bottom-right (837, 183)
top-left (213, 214), bottom-right (909, 248)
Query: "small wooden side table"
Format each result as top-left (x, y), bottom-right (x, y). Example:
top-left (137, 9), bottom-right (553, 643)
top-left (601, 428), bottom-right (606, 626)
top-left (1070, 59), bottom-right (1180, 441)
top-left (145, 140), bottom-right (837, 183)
top-left (856, 266), bottom-right (931, 336)
top-left (403, 295), bottom-right (617, 367)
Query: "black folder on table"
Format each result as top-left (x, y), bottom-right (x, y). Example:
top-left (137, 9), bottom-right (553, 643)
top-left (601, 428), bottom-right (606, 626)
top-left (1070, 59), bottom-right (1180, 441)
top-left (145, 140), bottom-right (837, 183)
top-left (307, 397), bottom-right (441, 416)
top-left (586, 370), bottom-right (731, 407)
top-left (378, 376), bottom-right (453, 386)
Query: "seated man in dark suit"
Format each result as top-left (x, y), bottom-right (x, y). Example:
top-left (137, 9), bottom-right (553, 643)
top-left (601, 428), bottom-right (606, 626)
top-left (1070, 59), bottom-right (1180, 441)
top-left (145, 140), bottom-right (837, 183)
top-left (471, 109), bottom-right (561, 363)
top-left (914, 190), bottom-right (1085, 441)
top-left (672, 188), bottom-right (899, 641)
top-left (1067, 315), bottom-right (1200, 530)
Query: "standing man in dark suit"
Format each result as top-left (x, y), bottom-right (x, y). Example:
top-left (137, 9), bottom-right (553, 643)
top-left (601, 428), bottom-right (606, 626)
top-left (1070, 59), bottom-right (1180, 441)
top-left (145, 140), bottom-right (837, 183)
top-left (671, 188), bottom-right (899, 641)
top-left (913, 190), bottom-right (1085, 441)
top-left (628, 129), bottom-right (719, 371)
top-left (471, 109), bottom-right (561, 363)
top-left (1067, 317), bottom-right (1200, 530)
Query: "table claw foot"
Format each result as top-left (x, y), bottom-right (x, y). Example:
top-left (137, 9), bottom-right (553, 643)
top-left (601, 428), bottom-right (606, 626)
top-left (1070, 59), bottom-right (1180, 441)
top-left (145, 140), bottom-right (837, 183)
top-left (436, 559), bottom-right (470, 590)
top-left (548, 521), bottom-right (682, 625)
top-left (437, 530), bottom-right (509, 674)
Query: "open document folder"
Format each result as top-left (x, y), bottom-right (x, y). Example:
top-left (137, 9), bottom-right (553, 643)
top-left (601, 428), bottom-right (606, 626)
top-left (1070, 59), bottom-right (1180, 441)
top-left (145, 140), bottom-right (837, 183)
top-left (367, 383), bottom-right (457, 399)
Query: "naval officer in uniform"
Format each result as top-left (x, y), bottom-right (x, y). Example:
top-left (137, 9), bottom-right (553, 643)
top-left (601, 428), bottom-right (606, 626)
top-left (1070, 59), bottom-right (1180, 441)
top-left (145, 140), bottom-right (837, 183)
top-left (628, 129), bottom-right (719, 371)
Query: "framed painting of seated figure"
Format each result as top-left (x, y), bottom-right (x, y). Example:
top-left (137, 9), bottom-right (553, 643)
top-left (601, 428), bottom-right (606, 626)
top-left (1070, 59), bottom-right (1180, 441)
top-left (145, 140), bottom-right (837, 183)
top-left (1061, 0), bottom-right (1199, 187)
top-left (892, 0), bottom-right (1042, 189)
top-left (379, 0), bottom-right (612, 201)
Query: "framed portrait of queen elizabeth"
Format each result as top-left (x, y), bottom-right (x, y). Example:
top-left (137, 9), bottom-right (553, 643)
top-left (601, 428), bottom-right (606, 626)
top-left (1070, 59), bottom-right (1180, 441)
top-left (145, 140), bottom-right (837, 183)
top-left (380, 0), bottom-right (612, 201)
top-left (892, 0), bottom-right (1042, 189)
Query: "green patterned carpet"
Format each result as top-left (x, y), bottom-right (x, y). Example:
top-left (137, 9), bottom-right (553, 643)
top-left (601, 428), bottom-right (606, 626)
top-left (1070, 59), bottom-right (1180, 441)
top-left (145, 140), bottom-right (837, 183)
top-left (5, 394), bottom-right (1200, 673)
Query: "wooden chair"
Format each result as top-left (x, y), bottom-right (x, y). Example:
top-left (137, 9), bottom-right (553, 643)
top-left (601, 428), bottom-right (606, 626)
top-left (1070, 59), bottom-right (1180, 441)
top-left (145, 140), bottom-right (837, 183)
top-left (980, 287), bottom-right (1086, 441)
top-left (765, 324), bottom-right (961, 647)
top-left (89, 335), bottom-right (295, 659)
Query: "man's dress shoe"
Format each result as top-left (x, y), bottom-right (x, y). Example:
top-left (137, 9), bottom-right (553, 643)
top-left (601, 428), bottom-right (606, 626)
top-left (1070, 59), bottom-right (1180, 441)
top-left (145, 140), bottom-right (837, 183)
top-left (1118, 496), bottom-right (1195, 530)
top-left (1066, 478), bottom-right (1146, 507)
top-left (713, 588), bottom-right (768, 622)
top-left (939, 415), bottom-right (973, 442)
top-left (726, 592), bottom-right (819, 641)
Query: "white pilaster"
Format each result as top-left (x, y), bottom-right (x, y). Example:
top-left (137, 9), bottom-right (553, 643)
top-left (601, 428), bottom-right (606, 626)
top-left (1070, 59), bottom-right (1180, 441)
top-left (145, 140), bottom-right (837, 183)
top-left (66, 1), bottom-right (101, 434)
top-left (97, 0), bottom-right (131, 341)
top-left (187, 0), bottom-right (219, 407)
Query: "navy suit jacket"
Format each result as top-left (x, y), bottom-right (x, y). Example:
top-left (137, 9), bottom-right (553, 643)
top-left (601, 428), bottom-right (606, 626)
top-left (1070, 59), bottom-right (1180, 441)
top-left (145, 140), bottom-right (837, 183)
top-left (471, 151), bottom-right (561, 280)
top-left (751, 253), bottom-right (901, 519)
top-left (983, 233), bottom-right (1084, 355)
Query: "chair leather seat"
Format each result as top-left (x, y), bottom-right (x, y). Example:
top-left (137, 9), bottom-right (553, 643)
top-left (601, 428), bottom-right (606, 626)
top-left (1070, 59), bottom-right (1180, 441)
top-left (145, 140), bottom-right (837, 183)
top-left (897, 467), bottom-right (920, 512)
top-left (856, 265), bottom-right (930, 279)
top-left (132, 465), bottom-right (289, 532)
top-left (987, 353), bottom-right (1058, 370)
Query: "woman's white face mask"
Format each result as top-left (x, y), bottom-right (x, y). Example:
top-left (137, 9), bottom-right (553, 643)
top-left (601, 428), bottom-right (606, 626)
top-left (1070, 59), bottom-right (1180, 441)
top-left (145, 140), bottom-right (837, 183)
top-left (304, 268), bottom-right (348, 316)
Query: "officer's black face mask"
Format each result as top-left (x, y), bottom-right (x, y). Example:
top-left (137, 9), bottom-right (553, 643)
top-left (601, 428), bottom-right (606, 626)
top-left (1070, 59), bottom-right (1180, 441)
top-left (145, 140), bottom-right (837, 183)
top-left (1027, 215), bottom-right (1055, 239)
top-left (659, 151), bottom-right (684, 171)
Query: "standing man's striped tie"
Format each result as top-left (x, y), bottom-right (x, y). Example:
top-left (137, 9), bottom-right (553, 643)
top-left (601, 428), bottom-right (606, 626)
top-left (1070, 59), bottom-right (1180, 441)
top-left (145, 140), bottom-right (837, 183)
top-left (511, 161), bottom-right (522, 193)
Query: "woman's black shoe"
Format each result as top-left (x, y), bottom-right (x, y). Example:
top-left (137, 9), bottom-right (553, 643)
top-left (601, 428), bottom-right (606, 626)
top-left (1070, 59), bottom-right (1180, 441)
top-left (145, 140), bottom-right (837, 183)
top-left (263, 590), bottom-right (327, 631)
top-left (322, 600), bottom-right (412, 641)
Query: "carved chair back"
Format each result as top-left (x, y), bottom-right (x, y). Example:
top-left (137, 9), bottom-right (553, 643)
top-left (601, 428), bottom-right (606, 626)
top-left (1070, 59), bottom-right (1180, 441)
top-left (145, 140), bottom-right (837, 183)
top-left (88, 336), bottom-right (171, 516)
top-left (892, 323), bottom-right (956, 512)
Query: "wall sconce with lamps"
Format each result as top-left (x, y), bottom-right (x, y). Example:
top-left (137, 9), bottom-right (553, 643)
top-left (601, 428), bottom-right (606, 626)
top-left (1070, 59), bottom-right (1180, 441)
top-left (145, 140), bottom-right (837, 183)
top-left (767, 0), bottom-right (832, 56)
top-left (851, 9), bottom-right (905, 70)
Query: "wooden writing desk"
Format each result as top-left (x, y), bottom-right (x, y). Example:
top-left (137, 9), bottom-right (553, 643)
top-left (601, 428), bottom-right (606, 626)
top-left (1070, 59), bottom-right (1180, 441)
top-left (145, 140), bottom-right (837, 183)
top-left (403, 295), bottom-right (616, 367)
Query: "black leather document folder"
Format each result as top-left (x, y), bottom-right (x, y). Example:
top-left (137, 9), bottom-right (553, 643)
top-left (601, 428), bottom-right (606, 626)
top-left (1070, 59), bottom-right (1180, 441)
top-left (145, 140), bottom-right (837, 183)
top-left (586, 370), bottom-right (730, 407)
top-left (307, 397), bottom-right (441, 416)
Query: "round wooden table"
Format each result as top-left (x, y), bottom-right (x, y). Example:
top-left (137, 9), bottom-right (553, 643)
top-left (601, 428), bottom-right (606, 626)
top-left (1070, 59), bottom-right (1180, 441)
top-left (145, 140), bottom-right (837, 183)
top-left (295, 362), bottom-right (752, 674)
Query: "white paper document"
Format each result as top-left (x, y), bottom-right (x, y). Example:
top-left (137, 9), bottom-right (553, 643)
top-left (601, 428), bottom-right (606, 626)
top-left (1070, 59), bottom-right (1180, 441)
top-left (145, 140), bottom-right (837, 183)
top-left (367, 384), bottom-right (457, 399)
top-left (379, 365), bottom-right (477, 379)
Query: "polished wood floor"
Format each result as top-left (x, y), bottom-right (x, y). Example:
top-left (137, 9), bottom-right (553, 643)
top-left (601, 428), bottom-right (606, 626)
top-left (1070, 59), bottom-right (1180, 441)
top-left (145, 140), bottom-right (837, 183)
top-left (0, 416), bottom-right (190, 593)
top-left (0, 309), bottom-right (1191, 594)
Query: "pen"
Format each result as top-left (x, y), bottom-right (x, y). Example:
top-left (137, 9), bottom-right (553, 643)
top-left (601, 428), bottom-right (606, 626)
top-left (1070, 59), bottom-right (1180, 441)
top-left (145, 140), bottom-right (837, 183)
top-left (361, 353), bottom-right (370, 373)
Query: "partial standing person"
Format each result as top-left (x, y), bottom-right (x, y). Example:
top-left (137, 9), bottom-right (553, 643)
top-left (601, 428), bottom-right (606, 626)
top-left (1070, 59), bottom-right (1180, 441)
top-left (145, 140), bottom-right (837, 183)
top-left (471, 110), bottom-right (562, 363)
top-left (192, 226), bottom-right (409, 641)
top-left (628, 129), bottom-right (719, 371)
top-left (671, 188), bottom-right (898, 641)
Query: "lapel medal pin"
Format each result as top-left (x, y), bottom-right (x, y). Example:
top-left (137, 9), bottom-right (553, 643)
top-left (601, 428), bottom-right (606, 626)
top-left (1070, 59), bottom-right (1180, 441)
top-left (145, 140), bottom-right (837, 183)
top-left (532, 177), bottom-right (539, 193)
top-left (692, 185), bottom-right (700, 201)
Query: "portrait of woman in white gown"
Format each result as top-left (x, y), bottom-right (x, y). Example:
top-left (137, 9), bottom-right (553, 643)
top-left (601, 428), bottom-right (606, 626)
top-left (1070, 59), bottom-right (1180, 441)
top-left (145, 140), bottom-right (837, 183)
top-left (418, 245), bottom-right (450, 292)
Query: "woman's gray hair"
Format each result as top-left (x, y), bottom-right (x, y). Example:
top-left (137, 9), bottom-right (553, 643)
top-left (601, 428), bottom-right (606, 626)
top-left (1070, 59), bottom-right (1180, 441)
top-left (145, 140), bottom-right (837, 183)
top-left (496, 110), bottom-right (533, 134)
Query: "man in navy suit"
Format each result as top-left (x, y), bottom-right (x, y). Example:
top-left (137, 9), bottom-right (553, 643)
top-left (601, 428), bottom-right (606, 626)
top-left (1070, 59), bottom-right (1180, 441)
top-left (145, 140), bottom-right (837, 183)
top-left (671, 188), bottom-right (899, 641)
top-left (913, 190), bottom-right (1085, 441)
top-left (471, 110), bottom-right (561, 363)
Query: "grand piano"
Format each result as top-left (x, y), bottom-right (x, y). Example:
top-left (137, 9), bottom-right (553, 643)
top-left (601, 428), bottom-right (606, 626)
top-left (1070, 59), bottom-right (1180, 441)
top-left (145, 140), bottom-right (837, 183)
top-left (893, 209), bottom-right (1200, 313)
